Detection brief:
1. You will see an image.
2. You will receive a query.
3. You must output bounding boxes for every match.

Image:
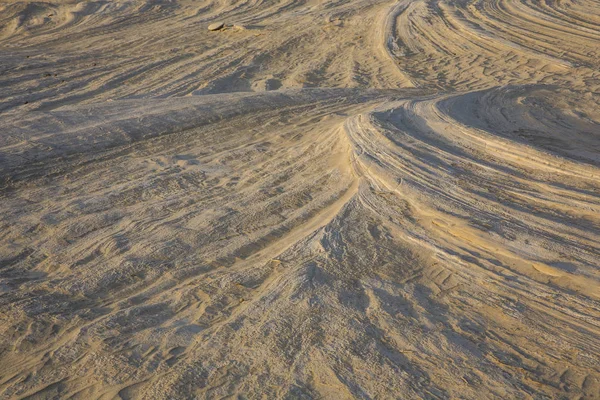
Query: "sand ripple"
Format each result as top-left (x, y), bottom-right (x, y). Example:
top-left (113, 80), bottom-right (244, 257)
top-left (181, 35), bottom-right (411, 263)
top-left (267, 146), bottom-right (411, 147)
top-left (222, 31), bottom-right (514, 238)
top-left (1, 0), bottom-right (599, 398)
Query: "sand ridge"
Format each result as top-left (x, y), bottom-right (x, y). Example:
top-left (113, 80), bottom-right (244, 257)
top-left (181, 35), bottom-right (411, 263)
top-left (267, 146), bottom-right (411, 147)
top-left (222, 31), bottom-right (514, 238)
top-left (0, 0), bottom-right (599, 398)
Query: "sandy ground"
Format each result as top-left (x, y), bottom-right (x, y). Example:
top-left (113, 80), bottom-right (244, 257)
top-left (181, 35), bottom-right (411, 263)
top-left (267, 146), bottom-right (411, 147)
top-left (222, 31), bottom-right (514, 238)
top-left (0, 0), bottom-right (599, 398)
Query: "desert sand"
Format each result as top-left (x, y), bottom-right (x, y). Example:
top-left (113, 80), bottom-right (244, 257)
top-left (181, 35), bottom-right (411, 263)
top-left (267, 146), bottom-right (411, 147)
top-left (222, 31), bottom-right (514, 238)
top-left (0, 0), bottom-right (599, 398)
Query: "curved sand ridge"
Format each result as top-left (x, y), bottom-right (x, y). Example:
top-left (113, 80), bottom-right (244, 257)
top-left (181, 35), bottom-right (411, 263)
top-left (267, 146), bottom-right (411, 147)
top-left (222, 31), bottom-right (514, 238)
top-left (0, 0), bottom-right (599, 399)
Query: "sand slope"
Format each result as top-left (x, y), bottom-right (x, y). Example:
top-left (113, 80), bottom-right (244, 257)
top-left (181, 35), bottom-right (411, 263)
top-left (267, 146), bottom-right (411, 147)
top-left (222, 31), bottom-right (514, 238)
top-left (0, 0), bottom-right (599, 399)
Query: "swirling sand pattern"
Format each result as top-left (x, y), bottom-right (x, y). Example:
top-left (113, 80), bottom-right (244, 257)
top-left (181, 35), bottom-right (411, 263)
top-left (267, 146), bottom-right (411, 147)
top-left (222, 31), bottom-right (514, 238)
top-left (0, 0), bottom-right (599, 399)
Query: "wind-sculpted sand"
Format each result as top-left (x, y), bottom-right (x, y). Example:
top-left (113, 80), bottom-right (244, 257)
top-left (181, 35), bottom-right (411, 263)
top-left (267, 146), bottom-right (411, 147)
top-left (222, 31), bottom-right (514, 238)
top-left (1, 0), bottom-right (599, 399)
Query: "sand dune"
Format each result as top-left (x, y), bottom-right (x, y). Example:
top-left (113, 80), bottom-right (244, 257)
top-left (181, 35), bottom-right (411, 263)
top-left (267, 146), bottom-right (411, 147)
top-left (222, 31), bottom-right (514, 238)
top-left (1, 0), bottom-right (599, 399)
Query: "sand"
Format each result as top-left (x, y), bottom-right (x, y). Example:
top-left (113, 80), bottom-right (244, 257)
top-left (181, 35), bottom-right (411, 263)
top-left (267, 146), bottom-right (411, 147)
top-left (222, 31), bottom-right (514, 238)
top-left (0, 0), bottom-right (599, 398)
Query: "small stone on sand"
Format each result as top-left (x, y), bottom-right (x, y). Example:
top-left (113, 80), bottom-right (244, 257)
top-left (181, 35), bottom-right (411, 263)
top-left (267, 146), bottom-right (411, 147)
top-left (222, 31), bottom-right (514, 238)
top-left (208, 22), bottom-right (225, 31)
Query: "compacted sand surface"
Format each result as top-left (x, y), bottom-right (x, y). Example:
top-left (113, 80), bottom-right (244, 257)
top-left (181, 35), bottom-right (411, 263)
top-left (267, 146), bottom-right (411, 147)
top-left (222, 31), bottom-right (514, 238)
top-left (0, 0), bottom-right (599, 398)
